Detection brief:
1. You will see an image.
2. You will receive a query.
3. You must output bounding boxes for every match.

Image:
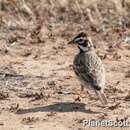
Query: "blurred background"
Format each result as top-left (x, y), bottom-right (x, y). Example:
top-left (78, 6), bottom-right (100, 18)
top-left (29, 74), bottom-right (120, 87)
top-left (1, 0), bottom-right (130, 44)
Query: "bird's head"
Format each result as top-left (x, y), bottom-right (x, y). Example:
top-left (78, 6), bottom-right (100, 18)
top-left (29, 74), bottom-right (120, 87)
top-left (68, 32), bottom-right (95, 52)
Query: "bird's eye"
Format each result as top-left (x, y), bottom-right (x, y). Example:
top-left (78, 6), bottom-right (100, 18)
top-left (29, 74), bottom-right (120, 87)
top-left (75, 38), bottom-right (84, 44)
top-left (78, 39), bottom-right (84, 44)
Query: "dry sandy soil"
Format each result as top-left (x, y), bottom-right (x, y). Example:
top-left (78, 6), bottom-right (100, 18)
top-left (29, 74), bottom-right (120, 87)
top-left (0, 0), bottom-right (130, 130)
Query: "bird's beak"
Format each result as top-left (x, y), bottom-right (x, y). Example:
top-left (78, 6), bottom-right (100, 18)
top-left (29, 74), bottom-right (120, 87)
top-left (68, 40), bottom-right (74, 44)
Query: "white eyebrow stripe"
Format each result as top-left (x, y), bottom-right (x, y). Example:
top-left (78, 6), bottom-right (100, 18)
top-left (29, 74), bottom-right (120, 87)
top-left (74, 37), bottom-right (82, 42)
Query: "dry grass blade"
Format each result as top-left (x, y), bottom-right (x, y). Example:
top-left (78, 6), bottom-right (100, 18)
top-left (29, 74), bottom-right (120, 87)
top-left (48, 0), bottom-right (55, 8)
top-left (21, 0), bottom-right (36, 22)
top-left (112, 0), bottom-right (127, 15)
top-left (86, 8), bottom-right (95, 24)
top-left (74, 0), bottom-right (83, 14)
top-left (74, 0), bottom-right (86, 28)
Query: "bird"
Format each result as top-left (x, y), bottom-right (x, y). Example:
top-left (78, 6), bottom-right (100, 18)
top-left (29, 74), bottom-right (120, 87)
top-left (68, 32), bottom-right (107, 105)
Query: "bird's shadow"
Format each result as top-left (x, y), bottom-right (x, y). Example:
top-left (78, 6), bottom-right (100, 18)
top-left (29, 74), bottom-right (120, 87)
top-left (16, 102), bottom-right (102, 115)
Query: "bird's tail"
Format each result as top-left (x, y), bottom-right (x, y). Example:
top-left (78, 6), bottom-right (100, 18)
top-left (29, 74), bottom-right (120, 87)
top-left (95, 90), bottom-right (108, 105)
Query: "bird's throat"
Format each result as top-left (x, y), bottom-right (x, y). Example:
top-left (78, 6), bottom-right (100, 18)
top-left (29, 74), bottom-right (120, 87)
top-left (78, 45), bottom-right (89, 53)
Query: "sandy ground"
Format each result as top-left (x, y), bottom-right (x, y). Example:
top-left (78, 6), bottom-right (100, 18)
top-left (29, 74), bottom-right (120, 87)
top-left (0, 0), bottom-right (130, 130)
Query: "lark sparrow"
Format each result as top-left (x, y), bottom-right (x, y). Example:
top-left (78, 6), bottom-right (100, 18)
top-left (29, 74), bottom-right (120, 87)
top-left (68, 32), bottom-right (107, 105)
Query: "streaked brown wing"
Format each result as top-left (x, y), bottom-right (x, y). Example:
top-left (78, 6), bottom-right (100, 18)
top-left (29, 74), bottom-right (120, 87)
top-left (73, 58), bottom-right (101, 90)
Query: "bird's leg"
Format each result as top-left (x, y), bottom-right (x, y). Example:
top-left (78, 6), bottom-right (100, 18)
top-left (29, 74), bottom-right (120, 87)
top-left (94, 90), bottom-right (108, 105)
top-left (80, 85), bottom-right (91, 98)
top-left (81, 84), bottom-right (84, 91)
top-left (78, 84), bottom-right (85, 97)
